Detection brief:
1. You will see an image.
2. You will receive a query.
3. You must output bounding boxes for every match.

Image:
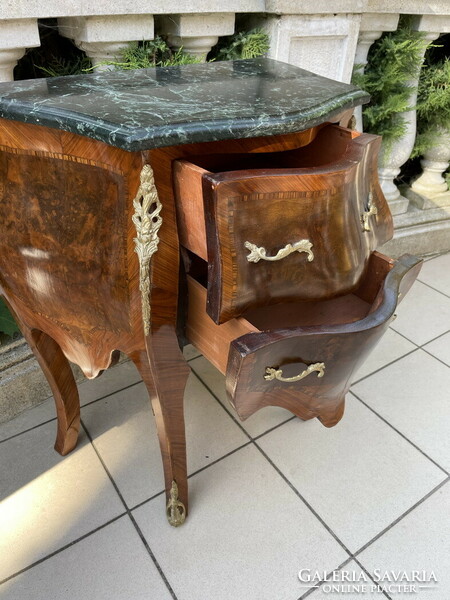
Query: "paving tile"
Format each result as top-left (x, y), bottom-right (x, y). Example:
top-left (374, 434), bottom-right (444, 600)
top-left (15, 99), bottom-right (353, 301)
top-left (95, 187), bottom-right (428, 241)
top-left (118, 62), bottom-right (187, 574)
top-left (133, 444), bottom-right (348, 600)
top-left (81, 373), bottom-right (249, 508)
top-left (0, 516), bottom-right (172, 600)
top-left (359, 481), bottom-right (450, 599)
top-left (257, 394), bottom-right (445, 553)
top-left (78, 359), bottom-right (141, 406)
top-left (353, 350), bottom-right (450, 472)
top-left (190, 355), bottom-right (293, 437)
top-left (0, 396), bottom-right (56, 443)
top-left (308, 560), bottom-right (385, 599)
top-left (351, 328), bottom-right (416, 383)
top-left (424, 331), bottom-right (450, 367)
top-left (0, 360), bottom-right (141, 443)
top-left (390, 280), bottom-right (450, 346)
top-left (182, 344), bottom-right (201, 361)
top-left (0, 423), bottom-right (124, 580)
top-left (417, 251), bottom-right (450, 297)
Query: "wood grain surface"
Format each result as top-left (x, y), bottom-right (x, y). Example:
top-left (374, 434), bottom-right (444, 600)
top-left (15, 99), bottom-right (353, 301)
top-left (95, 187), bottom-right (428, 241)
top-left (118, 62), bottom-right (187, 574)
top-left (186, 253), bottom-right (422, 426)
top-left (174, 124), bottom-right (393, 323)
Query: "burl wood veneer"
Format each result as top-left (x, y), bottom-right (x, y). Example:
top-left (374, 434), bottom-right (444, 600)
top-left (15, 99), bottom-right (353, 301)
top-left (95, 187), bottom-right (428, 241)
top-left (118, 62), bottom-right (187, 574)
top-left (0, 120), bottom-right (190, 526)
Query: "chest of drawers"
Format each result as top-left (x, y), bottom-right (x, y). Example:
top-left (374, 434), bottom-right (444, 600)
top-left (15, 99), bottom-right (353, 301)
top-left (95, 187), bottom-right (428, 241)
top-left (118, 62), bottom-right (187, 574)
top-left (0, 59), bottom-right (422, 527)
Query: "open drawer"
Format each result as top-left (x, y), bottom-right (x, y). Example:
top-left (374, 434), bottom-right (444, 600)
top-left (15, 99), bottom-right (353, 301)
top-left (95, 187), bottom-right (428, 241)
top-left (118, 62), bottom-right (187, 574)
top-left (186, 252), bottom-right (422, 428)
top-left (174, 124), bottom-right (393, 324)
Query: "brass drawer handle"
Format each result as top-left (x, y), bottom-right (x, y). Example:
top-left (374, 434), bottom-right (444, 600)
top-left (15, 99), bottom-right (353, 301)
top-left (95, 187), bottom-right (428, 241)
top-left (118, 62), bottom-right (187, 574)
top-left (264, 362), bottom-right (325, 383)
top-left (362, 192), bottom-right (378, 232)
top-left (245, 239), bottom-right (314, 263)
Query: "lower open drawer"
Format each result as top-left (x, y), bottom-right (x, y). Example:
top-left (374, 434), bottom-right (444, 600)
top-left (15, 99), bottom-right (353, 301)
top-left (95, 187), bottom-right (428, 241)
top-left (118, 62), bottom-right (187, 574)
top-left (186, 252), bottom-right (422, 427)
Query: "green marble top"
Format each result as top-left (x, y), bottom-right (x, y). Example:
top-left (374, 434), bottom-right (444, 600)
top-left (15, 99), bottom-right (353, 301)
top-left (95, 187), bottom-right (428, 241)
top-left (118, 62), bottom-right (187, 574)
top-left (0, 58), bottom-right (369, 151)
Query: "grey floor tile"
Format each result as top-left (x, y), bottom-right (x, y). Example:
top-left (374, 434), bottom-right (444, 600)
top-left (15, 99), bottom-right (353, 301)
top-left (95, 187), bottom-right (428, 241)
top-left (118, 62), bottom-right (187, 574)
top-left (390, 280), bottom-right (450, 346)
top-left (81, 373), bottom-right (249, 508)
top-left (417, 251), bottom-right (450, 297)
top-left (308, 560), bottom-right (385, 599)
top-left (133, 444), bottom-right (348, 600)
top-left (257, 394), bottom-right (445, 553)
top-left (359, 481), bottom-right (450, 599)
top-left (0, 423), bottom-right (125, 580)
top-left (424, 331), bottom-right (450, 367)
top-left (0, 516), bottom-right (172, 600)
top-left (0, 360), bottom-right (141, 443)
top-left (190, 355), bottom-right (292, 437)
top-left (353, 350), bottom-right (450, 472)
top-left (351, 328), bottom-right (416, 383)
top-left (78, 359), bottom-right (141, 406)
top-left (182, 344), bottom-right (201, 361)
top-left (0, 396), bottom-right (56, 442)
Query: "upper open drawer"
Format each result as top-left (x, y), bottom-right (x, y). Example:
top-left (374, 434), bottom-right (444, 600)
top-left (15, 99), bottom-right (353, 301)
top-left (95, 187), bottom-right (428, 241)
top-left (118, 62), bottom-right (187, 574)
top-left (174, 125), bottom-right (393, 324)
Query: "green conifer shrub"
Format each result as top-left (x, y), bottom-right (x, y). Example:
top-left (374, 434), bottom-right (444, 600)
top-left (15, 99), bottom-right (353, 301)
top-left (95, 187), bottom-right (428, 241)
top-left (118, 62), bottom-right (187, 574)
top-left (352, 20), bottom-right (430, 154)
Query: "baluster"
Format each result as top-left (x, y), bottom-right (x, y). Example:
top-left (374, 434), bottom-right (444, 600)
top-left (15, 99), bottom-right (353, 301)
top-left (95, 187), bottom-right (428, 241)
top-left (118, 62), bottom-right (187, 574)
top-left (158, 13), bottom-right (235, 62)
top-left (353, 13), bottom-right (399, 131)
top-left (0, 19), bottom-right (40, 82)
top-left (58, 15), bottom-right (154, 70)
top-left (377, 16), bottom-right (448, 216)
top-left (408, 123), bottom-right (450, 210)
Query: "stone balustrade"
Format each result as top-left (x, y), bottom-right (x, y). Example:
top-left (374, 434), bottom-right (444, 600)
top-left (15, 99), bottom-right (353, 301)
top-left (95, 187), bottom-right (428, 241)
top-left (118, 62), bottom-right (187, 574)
top-left (0, 2), bottom-right (449, 257)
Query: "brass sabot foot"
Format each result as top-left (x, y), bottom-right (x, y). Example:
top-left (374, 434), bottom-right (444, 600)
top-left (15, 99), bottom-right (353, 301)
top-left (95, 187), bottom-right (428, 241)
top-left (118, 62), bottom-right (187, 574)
top-left (166, 480), bottom-right (186, 527)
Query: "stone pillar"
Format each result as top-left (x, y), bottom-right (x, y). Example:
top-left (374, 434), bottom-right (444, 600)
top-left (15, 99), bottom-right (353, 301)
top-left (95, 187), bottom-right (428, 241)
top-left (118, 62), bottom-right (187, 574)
top-left (158, 13), bottom-right (235, 61)
top-left (353, 13), bottom-right (399, 131)
top-left (0, 19), bottom-right (40, 82)
top-left (251, 13), bottom-right (361, 83)
top-left (58, 15), bottom-right (154, 70)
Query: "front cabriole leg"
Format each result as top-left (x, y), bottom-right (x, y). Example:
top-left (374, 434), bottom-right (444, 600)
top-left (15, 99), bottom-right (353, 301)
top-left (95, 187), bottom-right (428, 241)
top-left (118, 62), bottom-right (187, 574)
top-left (130, 162), bottom-right (190, 526)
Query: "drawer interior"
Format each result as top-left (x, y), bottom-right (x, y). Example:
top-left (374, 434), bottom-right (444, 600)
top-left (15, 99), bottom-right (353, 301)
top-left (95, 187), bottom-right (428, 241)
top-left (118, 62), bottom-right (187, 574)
top-left (179, 124), bottom-right (359, 173)
top-left (186, 251), bottom-right (395, 375)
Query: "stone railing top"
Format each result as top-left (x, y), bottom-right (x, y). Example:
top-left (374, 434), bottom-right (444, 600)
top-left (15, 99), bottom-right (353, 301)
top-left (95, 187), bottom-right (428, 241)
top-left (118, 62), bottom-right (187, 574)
top-left (0, 1), bottom-right (264, 20)
top-left (265, 0), bottom-right (450, 14)
top-left (1, 0), bottom-right (450, 18)
top-left (0, 58), bottom-right (369, 151)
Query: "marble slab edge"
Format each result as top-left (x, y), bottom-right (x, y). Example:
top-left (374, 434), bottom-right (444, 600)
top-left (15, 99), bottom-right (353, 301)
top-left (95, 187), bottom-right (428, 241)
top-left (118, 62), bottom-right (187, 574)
top-left (0, 89), bottom-right (368, 152)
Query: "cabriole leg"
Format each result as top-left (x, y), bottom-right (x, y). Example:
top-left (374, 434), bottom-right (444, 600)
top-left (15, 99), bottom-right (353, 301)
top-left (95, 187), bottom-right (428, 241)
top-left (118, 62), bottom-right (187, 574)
top-left (317, 398), bottom-right (346, 428)
top-left (130, 338), bottom-right (190, 527)
top-left (26, 327), bottom-right (80, 455)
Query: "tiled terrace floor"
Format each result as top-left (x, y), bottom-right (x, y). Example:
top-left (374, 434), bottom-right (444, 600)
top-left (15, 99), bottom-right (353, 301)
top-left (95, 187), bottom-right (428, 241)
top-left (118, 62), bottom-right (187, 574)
top-left (0, 252), bottom-right (449, 600)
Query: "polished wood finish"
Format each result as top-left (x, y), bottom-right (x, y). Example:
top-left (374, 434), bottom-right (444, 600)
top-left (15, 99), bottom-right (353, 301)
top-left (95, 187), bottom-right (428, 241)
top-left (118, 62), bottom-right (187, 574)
top-left (174, 125), bottom-right (393, 323)
top-left (172, 126), bottom-right (323, 261)
top-left (2, 296), bottom-right (80, 455)
top-left (227, 253), bottom-right (421, 423)
top-left (0, 119), bottom-right (190, 515)
top-left (186, 276), bottom-right (258, 374)
top-left (186, 253), bottom-right (422, 426)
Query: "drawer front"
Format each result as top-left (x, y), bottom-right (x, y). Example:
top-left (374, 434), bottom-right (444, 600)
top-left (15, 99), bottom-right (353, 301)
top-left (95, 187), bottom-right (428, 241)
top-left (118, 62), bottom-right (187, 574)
top-left (203, 132), bottom-right (393, 323)
top-left (226, 254), bottom-right (422, 425)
